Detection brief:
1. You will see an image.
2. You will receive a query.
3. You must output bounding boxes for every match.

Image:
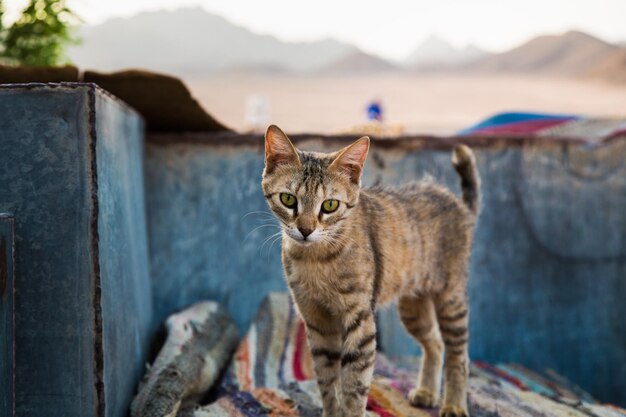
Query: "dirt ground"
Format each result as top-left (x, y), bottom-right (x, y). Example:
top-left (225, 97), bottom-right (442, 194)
top-left (185, 73), bottom-right (626, 135)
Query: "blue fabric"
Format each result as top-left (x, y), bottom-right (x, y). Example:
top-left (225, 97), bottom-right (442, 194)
top-left (458, 111), bottom-right (581, 135)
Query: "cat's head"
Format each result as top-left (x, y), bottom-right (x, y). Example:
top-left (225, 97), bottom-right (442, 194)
top-left (261, 125), bottom-right (369, 245)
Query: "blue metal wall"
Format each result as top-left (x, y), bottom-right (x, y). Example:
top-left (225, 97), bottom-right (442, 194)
top-left (0, 84), bottom-right (152, 417)
top-left (145, 135), bottom-right (626, 405)
top-left (145, 141), bottom-right (284, 332)
top-left (94, 91), bottom-right (153, 417)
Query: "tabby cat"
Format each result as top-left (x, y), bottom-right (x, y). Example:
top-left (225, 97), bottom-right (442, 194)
top-left (261, 125), bottom-right (480, 417)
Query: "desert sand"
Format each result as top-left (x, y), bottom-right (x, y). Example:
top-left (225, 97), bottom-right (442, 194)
top-left (186, 73), bottom-right (626, 135)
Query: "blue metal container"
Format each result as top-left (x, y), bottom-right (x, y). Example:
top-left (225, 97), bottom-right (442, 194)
top-left (0, 84), bottom-right (152, 417)
top-left (1, 84), bottom-right (625, 412)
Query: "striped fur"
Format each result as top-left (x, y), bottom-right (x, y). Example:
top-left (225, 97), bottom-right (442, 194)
top-left (262, 125), bottom-right (480, 417)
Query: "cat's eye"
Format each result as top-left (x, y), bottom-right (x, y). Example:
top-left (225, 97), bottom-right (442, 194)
top-left (321, 199), bottom-right (339, 213)
top-left (280, 193), bottom-right (297, 208)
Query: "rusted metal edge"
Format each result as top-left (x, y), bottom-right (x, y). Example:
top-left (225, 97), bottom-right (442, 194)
top-left (0, 213), bottom-right (16, 417)
top-left (0, 82), bottom-right (143, 121)
top-left (86, 86), bottom-right (106, 417)
top-left (145, 131), bottom-right (621, 151)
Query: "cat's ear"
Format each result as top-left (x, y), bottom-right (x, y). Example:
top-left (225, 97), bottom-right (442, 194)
top-left (264, 125), bottom-right (300, 174)
top-left (330, 136), bottom-right (370, 184)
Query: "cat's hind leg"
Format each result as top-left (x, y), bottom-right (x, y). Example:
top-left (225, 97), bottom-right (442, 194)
top-left (435, 288), bottom-right (470, 417)
top-left (398, 295), bottom-right (444, 408)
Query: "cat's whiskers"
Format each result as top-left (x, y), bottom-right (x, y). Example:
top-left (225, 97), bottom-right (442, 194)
top-left (244, 222), bottom-right (281, 242)
top-left (242, 210), bottom-right (275, 220)
top-left (266, 233), bottom-right (284, 258)
top-left (259, 231), bottom-right (283, 254)
top-left (320, 233), bottom-right (347, 254)
top-left (326, 231), bottom-right (363, 252)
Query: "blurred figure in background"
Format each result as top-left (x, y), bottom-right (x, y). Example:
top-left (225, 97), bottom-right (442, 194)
top-left (367, 99), bottom-right (383, 122)
top-left (244, 94), bottom-right (271, 133)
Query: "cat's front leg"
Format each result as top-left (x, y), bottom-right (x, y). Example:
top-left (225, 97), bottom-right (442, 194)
top-left (302, 313), bottom-right (343, 417)
top-left (340, 304), bottom-right (377, 417)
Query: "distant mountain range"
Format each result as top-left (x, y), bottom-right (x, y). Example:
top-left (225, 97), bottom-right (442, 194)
top-left (319, 51), bottom-right (400, 75)
top-left (405, 35), bottom-right (490, 69)
top-left (68, 8), bottom-right (626, 82)
top-left (465, 30), bottom-right (618, 76)
top-left (69, 8), bottom-right (357, 74)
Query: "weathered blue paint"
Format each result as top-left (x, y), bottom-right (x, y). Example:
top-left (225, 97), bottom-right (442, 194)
top-left (0, 214), bottom-right (15, 416)
top-left (145, 143), bottom-right (284, 332)
top-left (0, 84), bottom-right (152, 417)
top-left (94, 91), bottom-right (153, 417)
top-left (145, 136), bottom-right (626, 405)
top-left (0, 85), bottom-right (98, 415)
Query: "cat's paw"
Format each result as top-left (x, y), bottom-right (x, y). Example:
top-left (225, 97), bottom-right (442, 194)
top-left (408, 388), bottom-right (439, 408)
top-left (439, 405), bottom-right (469, 417)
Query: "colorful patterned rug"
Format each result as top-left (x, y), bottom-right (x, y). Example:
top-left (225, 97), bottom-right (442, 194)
top-left (195, 293), bottom-right (625, 417)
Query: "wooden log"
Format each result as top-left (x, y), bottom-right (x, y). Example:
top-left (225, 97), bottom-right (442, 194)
top-left (131, 302), bottom-right (239, 417)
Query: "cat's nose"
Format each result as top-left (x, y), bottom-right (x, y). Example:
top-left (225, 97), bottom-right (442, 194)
top-left (298, 227), bottom-right (313, 239)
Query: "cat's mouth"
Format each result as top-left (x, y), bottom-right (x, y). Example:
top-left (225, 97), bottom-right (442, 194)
top-left (289, 235), bottom-right (314, 245)
top-left (285, 229), bottom-right (320, 245)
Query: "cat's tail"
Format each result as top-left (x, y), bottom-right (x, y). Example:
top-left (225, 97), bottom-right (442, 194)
top-left (452, 144), bottom-right (480, 216)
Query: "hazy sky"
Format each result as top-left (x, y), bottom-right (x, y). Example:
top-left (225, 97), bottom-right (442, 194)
top-left (4, 0), bottom-right (626, 60)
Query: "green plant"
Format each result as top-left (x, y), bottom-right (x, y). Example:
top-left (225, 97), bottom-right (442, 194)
top-left (1, 0), bottom-right (80, 66)
top-left (0, 0), bottom-right (5, 49)
top-left (0, 0), bottom-right (7, 63)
